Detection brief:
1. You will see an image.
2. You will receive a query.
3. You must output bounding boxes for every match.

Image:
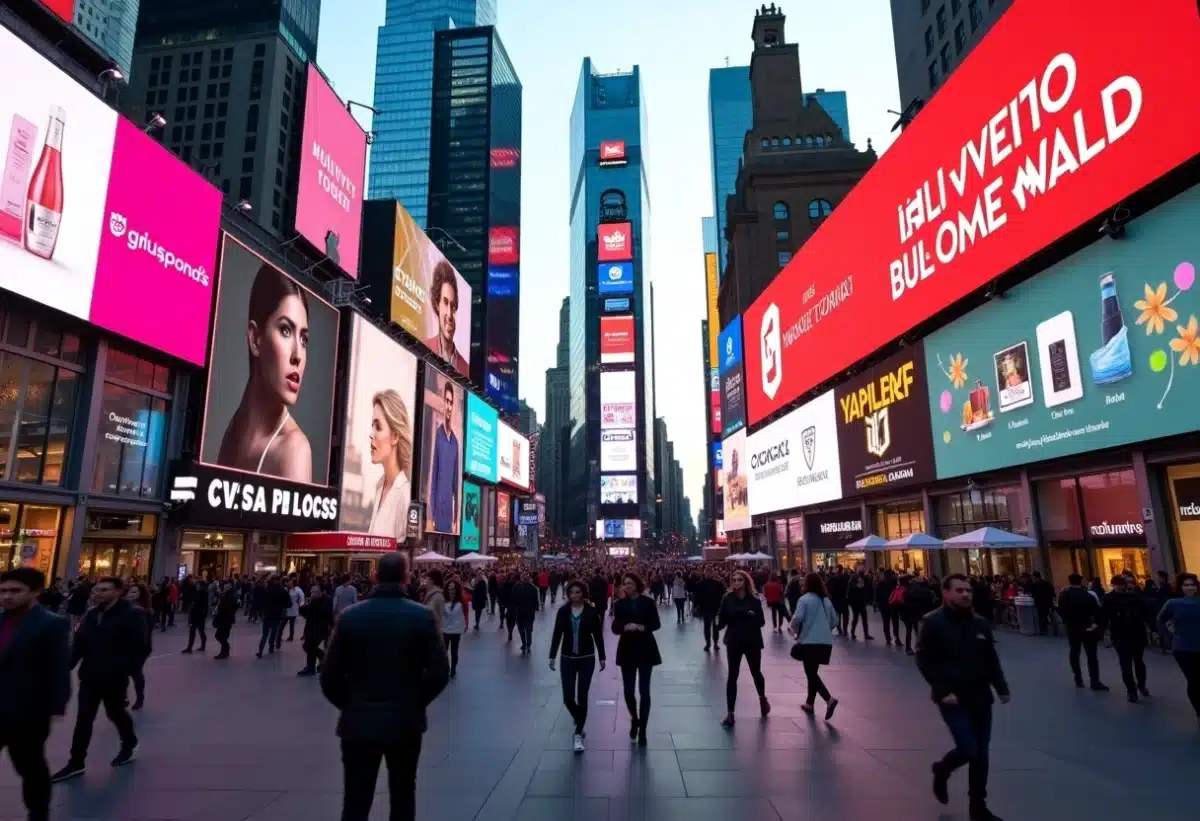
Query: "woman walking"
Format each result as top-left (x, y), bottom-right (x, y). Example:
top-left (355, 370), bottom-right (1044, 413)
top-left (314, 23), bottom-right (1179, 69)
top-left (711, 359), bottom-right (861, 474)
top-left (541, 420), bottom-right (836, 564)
top-left (125, 583), bottom-right (156, 710)
top-left (443, 578), bottom-right (467, 677)
top-left (671, 573), bottom-right (688, 624)
top-left (790, 572), bottom-right (840, 720)
top-left (549, 580), bottom-right (607, 752)
top-left (763, 573), bottom-right (786, 632)
top-left (612, 572), bottom-right (661, 746)
top-left (1157, 572), bottom-right (1200, 723)
top-left (717, 570), bottom-right (770, 727)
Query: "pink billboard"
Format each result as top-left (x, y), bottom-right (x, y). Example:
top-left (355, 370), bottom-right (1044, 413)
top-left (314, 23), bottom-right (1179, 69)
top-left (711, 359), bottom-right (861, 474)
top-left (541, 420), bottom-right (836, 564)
top-left (90, 120), bottom-right (222, 366)
top-left (295, 64), bottom-right (367, 280)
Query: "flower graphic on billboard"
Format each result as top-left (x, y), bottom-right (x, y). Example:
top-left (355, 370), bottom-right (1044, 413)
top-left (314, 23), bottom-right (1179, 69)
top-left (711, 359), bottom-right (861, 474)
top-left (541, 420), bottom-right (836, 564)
top-left (1136, 261), bottom-right (1196, 408)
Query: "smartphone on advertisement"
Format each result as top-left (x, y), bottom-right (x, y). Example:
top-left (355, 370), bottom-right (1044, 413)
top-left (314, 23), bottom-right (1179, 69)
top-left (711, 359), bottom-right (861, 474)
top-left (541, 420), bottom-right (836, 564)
top-left (1036, 312), bottom-right (1084, 408)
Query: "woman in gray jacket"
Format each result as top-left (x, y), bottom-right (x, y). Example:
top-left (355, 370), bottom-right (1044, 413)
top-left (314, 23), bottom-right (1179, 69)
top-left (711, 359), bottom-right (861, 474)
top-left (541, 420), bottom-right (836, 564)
top-left (789, 572), bottom-right (840, 720)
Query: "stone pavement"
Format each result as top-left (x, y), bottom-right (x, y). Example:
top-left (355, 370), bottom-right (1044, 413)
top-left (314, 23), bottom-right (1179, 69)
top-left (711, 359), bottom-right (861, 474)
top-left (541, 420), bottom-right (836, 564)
top-left (2, 600), bottom-right (1197, 821)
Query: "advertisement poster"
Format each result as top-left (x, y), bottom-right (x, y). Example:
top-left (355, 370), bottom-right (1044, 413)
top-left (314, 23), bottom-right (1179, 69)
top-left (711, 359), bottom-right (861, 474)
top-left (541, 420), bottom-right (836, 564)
top-left (926, 186), bottom-right (1200, 479)
top-left (601, 475), bottom-right (638, 505)
top-left (719, 317), bottom-right (746, 436)
top-left (600, 315), bottom-right (636, 364)
top-left (488, 226), bottom-right (519, 265)
top-left (295, 65), bottom-right (366, 279)
top-left (461, 481), bottom-right (481, 552)
top-left (496, 489), bottom-right (511, 540)
top-left (741, 0), bottom-right (1200, 426)
top-left (705, 252), bottom-right (719, 368)
top-left (168, 461), bottom-right (340, 532)
top-left (388, 203), bottom-right (472, 377)
top-left (485, 266), bottom-right (520, 414)
top-left (600, 370), bottom-right (636, 429)
top-left (746, 390), bottom-right (842, 516)
top-left (805, 509), bottom-right (865, 553)
top-left (604, 297), bottom-right (630, 312)
top-left (599, 140), bottom-right (627, 166)
top-left (598, 222), bottom-right (633, 262)
top-left (40, 1), bottom-right (75, 23)
top-left (338, 315), bottom-right (419, 537)
top-left (497, 420), bottom-right (530, 490)
top-left (200, 236), bottom-right (339, 485)
top-left (721, 428), bottom-right (750, 531)
top-left (420, 366), bottom-right (465, 535)
top-left (598, 261), bottom-right (634, 294)
top-left (601, 429), bottom-right (636, 472)
top-left (835, 346), bottom-right (936, 496)
top-left (464, 393), bottom-right (499, 483)
top-left (0, 28), bottom-right (221, 366)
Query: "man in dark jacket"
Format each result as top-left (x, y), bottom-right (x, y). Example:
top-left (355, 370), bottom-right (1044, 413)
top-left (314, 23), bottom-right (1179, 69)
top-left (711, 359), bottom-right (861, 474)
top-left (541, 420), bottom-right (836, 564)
top-left (212, 581), bottom-right (239, 659)
top-left (486, 572), bottom-right (499, 616)
top-left (471, 575), bottom-right (488, 629)
top-left (298, 585), bottom-right (334, 676)
top-left (1030, 571), bottom-right (1056, 635)
top-left (0, 568), bottom-right (70, 821)
top-left (1057, 573), bottom-right (1108, 690)
top-left (181, 578), bottom-right (210, 654)
top-left (693, 571), bottom-right (726, 651)
top-left (257, 574), bottom-right (292, 658)
top-left (511, 573), bottom-right (540, 654)
top-left (587, 570), bottom-right (609, 619)
top-left (498, 573), bottom-right (516, 637)
top-left (320, 552), bottom-right (449, 821)
top-left (784, 570), bottom-right (803, 617)
top-left (917, 574), bottom-right (1010, 821)
top-left (827, 567), bottom-right (850, 636)
top-left (52, 577), bottom-right (145, 781)
top-left (1101, 575), bottom-right (1150, 702)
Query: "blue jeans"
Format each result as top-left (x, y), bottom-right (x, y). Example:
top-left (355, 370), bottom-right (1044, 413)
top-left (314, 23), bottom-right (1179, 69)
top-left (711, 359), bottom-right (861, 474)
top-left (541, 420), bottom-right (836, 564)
top-left (936, 701), bottom-right (992, 806)
top-left (258, 618), bottom-right (282, 654)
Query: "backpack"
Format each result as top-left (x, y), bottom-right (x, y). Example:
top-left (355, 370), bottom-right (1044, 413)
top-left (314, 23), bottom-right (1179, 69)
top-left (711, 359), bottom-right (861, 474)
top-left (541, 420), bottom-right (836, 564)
top-left (888, 586), bottom-right (906, 607)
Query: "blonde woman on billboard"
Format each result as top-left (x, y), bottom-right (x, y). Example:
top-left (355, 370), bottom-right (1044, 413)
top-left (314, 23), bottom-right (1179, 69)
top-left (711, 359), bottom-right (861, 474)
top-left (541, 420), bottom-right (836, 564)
top-left (367, 389), bottom-right (413, 538)
top-left (217, 263), bottom-right (313, 482)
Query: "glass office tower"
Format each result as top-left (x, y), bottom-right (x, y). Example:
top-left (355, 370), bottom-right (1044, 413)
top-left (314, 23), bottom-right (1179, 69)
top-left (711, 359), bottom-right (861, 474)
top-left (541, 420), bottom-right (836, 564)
top-left (567, 59), bottom-right (655, 546)
top-left (369, 0), bottom-right (497, 226)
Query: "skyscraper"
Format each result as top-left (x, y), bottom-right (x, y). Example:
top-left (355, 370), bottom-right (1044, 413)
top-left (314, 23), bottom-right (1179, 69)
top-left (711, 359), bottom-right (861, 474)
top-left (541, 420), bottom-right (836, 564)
top-left (368, 0), bottom-right (497, 226)
top-left (568, 59), bottom-right (654, 546)
top-left (74, 0), bottom-right (141, 76)
top-left (541, 298), bottom-right (571, 537)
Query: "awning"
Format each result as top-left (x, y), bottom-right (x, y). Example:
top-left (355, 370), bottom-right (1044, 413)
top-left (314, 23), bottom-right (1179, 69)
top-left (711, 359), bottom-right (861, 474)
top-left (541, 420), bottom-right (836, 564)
top-left (286, 532), bottom-right (397, 553)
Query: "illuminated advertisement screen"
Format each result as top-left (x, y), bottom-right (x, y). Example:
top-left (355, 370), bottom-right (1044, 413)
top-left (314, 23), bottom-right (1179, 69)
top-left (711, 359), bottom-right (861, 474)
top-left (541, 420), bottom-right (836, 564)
top-left (419, 366), bottom-right (465, 535)
top-left (486, 265), bottom-right (519, 414)
top-left (598, 261), bottom-right (634, 295)
top-left (601, 474), bottom-right (638, 505)
top-left (463, 393), bottom-right (499, 483)
top-left (599, 140), bottom-right (627, 167)
top-left (600, 315), bottom-right (635, 364)
top-left (719, 317), bottom-right (746, 436)
top-left (598, 222), bottom-right (633, 262)
top-left (488, 226), bottom-right (519, 265)
top-left (601, 428), bottom-right (636, 472)
top-left (595, 519), bottom-right (643, 540)
top-left (604, 297), bottom-right (630, 312)
top-left (497, 420), bottom-right (530, 490)
top-left (600, 370), bottom-right (636, 429)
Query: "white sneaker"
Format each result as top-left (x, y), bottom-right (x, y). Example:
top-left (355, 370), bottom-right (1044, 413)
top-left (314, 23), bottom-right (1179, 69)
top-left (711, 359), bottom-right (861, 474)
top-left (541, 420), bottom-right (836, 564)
top-left (572, 734), bottom-right (585, 753)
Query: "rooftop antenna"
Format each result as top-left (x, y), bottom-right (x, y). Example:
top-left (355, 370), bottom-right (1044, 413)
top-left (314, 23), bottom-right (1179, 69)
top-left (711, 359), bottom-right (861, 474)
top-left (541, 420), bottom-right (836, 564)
top-left (725, 56), bottom-right (730, 67)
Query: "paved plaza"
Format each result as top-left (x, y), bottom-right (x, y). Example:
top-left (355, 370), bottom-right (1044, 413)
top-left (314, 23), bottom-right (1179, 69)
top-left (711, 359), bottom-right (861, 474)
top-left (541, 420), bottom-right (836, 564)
top-left (2, 603), bottom-right (1197, 821)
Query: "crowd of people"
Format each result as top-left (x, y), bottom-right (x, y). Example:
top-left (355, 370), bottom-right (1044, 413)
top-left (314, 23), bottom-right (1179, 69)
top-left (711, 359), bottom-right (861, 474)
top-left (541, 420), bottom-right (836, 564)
top-left (0, 556), bottom-right (1197, 821)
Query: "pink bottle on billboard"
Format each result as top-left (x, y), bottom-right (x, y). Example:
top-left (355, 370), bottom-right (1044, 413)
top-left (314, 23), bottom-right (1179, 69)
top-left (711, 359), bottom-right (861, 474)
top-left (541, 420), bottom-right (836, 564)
top-left (24, 106), bottom-right (65, 260)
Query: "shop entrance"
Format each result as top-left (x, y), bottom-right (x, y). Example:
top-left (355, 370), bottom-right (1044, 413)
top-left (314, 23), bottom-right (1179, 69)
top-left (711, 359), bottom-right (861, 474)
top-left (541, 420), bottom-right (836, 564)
top-left (80, 511), bottom-right (157, 579)
top-left (180, 531), bottom-right (245, 579)
top-left (811, 551), bottom-right (866, 571)
top-left (0, 501), bottom-right (63, 576)
top-left (874, 504), bottom-right (928, 575)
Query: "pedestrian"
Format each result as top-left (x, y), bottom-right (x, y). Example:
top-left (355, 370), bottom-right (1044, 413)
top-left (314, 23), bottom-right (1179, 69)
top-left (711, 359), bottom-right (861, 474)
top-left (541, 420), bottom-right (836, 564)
top-left (717, 570), bottom-right (769, 727)
top-left (784, 569), bottom-right (803, 618)
top-left (901, 577), bottom-right (937, 655)
top-left (548, 568), bottom-right (561, 605)
top-left (285, 578), bottom-right (303, 642)
top-left (152, 579), bottom-right (169, 632)
top-left (848, 570), bottom-right (873, 640)
top-left (320, 552), bottom-right (449, 821)
top-left (257, 574), bottom-right (291, 657)
top-left (789, 572), bottom-right (839, 719)
top-left (422, 570), bottom-right (447, 635)
top-left (487, 571), bottom-right (499, 616)
top-left (917, 574), bottom-right (1010, 821)
top-left (212, 580), bottom-right (239, 660)
top-left (442, 578), bottom-right (466, 677)
top-left (1030, 571), bottom-right (1056, 635)
top-left (876, 569), bottom-right (901, 646)
top-left (511, 572), bottom-right (540, 654)
top-left (694, 569), bottom-right (725, 651)
top-left (611, 572), bottom-right (661, 746)
top-left (1101, 574), bottom-right (1150, 702)
top-left (332, 573), bottom-right (359, 619)
top-left (549, 580), bottom-right (607, 753)
top-left (471, 573), bottom-right (488, 629)
top-left (537, 568), bottom-right (550, 608)
top-left (588, 568), bottom-right (610, 621)
top-left (0, 567), bottom-right (71, 821)
top-left (827, 567), bottom-right (850, 636)
top-left (52, 577), bottom-right (145, 782)
top-left (671, 572), bottom-right (688, 624)
top-left (500, 572), bottom-right (516, 638)
top-left (181, 576), bottom-right (209, 655)
top-left (1157, 573), bottom-right (1200, 724)
top-left (1056, 573), bottom-right (1108, 691)
top-left (762, 573), bottom-right (785, 632)
top-left (65, 576), bottom-right (91, 630)
top-left (166, 577), bottom-right (179, 627)
top-left (124, 583), bottom-right (156, 711)
top-left (298, 585), bottom-right (334, 677)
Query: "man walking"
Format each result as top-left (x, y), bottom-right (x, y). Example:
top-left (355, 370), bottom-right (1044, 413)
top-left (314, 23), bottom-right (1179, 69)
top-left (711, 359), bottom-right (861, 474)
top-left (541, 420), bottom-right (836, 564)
top-left (332, 574), bottom-right (358, 619)
top-left (1102, 574), bottom-right (1151, 702)
top-left (511, 573), bottom-right (540, 654)
top-left (693, 570), bottom-right (725, 652)
top-left (1057, 574), bottom-right (1108, 691)
top-left (257, 574), bottom-right (291, 657)
top-left (917, 574), bottom-right (1010, 821)
top-left (0, 568), bottom-right (71, 821)
top-left (297, 585), bottom-right (334, 677)
top-left (53, 577), bottom-right (145, 782)
top-left (321, 553), bottom-right (449, 821)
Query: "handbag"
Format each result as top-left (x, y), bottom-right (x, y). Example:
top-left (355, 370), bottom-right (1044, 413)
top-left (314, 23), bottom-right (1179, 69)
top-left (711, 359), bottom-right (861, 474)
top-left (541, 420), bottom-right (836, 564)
top-left (789, 642), bottom-right (807, 662)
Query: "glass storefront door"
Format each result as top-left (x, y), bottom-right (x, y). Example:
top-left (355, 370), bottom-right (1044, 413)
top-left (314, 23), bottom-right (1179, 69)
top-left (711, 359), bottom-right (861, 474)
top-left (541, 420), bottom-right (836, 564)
top-left (875, 504), bottom-right (927, 575)
top-left (0, 501), bottom-right (63, 575)
top-left (179, 531), bottom-right (246, 580)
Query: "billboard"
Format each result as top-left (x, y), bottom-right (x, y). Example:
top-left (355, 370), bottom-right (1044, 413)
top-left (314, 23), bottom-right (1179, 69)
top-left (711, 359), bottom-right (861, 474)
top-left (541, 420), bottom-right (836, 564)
top-left (40, 1), bottom-right (75, 23)
top-left (742, 0), bottom-right (1200, 426)
top-left (746, 390), bottom-right (842, 516)
top-left (596, 519), bottom-right (643, 539)
top-left (721, 428), bottom-right (750, 531)
top-left (419, 366), bottom-right (465, 534)
top-left (719, 317), bottom-right (746, 436)
top-left (464, 393), bottom-right (499, 483)
top-left (925, 186), bottom-right (1200, 479)
top-left (598, 261), bottom-right (635, 294)
top-left (600, 370), bottom-right (636, 428)
top-left (0, 27), bottom-right (222, 366)
top-left (461, 480), bottom-right (482, 552)
top-left (200, 236), bottom-right (339, 485)
top-left (497, 420), bottom-right (530, 490)
top-left (386, 203), bottom-right (472, 377)
top-left (601, 474), bottom-right (638, 505)
top-left (338, 315), bottom-right (419, 537)
top-left (705, 252), bottom-right (720, 368)
top-left (601, 429), bottom-right (637, 472)
top-left (488, 226), bottom-right (519, 265)
top-left (486, 265), bottom-right (519, 414)
top-left (496, 489), bottom-right (511, 540)
top-left (600, 315), bottom-right (636, 364)
top-left (604, 297), bottom-right (631, 312)
top-left (599, 140), bottom-right (627, 167)
top-left (835, 347), bottom-right (936, 496)
top-left (295, 65), bottom-right (366, 279)
top-left (598, 222), bottom-right (633, 262)
top-left (806, 510), bottom-right (866, 553)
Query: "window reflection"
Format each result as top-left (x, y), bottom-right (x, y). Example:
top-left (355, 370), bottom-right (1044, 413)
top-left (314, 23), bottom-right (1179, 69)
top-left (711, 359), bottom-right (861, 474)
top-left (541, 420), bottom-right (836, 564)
top-left (92, 382), bottom-right (168, 497)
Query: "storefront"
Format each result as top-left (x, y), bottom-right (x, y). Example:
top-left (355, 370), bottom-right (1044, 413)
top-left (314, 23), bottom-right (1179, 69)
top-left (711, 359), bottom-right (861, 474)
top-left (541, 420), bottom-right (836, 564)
top-left (804, 509), bottom-right (866, 571)
top-left (873, 501), bottom-right (928, 575)
top-left (1167, 464), bottom-right (1200, 574)
top-left (1037, 468), bottom-right (1150, 585)
top-left (770, 515), bottom-right (804, 569)
top-left (284, 532), bottom-right (397, 578)
top-left (936, 486), bottom-right (1032, 578)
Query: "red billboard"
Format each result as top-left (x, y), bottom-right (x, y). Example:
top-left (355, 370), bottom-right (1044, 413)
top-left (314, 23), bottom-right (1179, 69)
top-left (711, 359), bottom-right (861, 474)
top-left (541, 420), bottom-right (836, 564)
top-left (490, 148), bottom-right (520, 169)
top-left (743, 0), bottom-right (1200, 425)
top-left (599, 140), bottom-right (627, 167)
top-left (600, 315), bottom-right (635, 364)
top-left (598, 222), bottom-right (633, 262)
top-left (41, 0), bottom-right (74, 22)
top-left (489, 226), bottom-right (519, 265)
top-left (710, 391), bottom-right (721, 434)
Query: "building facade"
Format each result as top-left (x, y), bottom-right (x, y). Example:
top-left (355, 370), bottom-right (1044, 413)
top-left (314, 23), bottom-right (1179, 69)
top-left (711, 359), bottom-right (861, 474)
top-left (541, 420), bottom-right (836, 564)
top-left (74, 0), bottom-right (140, 76)
top-left (540, 298), bottom-right (571, 538)
top-left (368, 0), bottom-right (497, 226)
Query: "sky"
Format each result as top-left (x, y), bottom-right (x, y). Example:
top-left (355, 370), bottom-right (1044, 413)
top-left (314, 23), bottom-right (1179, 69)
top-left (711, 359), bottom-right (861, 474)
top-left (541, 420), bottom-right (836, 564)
top-left (316, 0), bottom-right (903, 529)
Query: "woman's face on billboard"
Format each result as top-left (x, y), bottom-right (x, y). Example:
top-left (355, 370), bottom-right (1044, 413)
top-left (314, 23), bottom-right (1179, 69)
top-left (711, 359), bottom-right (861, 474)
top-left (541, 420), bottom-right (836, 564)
top-left (369, 402), bottom-right (397, 466)
top-left (250, 293), bottom-right (308, 406)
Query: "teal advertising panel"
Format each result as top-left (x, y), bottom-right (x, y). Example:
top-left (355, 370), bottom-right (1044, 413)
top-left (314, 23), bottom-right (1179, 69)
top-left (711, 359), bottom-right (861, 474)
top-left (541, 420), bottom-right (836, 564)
top-left (924, 187), bottom-right (1200, 480)
top-left (461, 480), bottom-right (481, 552)
top-left (464, 394), bottom-right (498, 482)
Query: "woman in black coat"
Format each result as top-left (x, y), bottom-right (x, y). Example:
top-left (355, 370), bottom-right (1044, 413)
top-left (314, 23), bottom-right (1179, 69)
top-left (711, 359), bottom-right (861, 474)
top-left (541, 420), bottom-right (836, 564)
top-left (548, 580), bottom-right (607, 750)
top-left (611, 572), bottom-right (661, 746)
top-left (716, 570), bottom-right (769, 727)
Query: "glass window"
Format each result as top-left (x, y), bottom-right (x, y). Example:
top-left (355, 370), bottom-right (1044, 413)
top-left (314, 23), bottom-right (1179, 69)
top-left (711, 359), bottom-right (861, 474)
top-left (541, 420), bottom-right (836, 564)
top-left (0, 504), bottom-right (61, 574)
top-left (1079, 470), bottom-right (1140, 536)
top-left (925, 26), bottom-right (935, 56)
top-left (777, 251), bottom-right (792, 269)
top-left (772, 201), bottom-right (789, 221)
top-left (936, 5), bottom-right (948, 36)
top-left (955, 22), bottom-right (966, 53)
top-left (1037, 479), bottom-right (1084, 542)
top-left (92, 382), bottom-right (167, 498)
top-left (951, 0), bottom-right (962, 15)
top-left (808, 198), bottom-right (833, 219)
top-left (970, 0), bottom-right (983, 30)
top-left (929, 61), bottom-right (941, 91)
top-left (0, 352), bottom-right (77, 485)
top-left (941, 43), bottom-right (952, 73)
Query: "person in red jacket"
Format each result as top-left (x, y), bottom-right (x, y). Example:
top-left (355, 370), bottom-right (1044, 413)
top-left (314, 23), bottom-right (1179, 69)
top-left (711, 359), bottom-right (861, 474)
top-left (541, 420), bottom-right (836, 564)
top-left (537, 570), bottom-right (550, 608)
top-left (763, 574), bottom-right (786, 632)
top-left (166, 580), bottom-right (179, 628)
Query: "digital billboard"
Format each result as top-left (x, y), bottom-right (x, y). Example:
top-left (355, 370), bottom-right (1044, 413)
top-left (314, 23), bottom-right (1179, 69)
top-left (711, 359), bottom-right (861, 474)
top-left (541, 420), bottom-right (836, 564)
top-left (601, 429), bottom-right (637, 472)
top-left (925, 186), bottom-right (1200, 479)
top-left (705, 252), bottom-right (719, 368)
top-left (338, 315), bottom-right (419, 537)
top-left (496, 489), bottom-right (511, 541)
top-left (40, 1), bottom-right (75, 23)
top-left (0, 27), bottom-right (222, 366)
top-left (295, 65), bottom-right (366, 279)
top-left (486, 265), bottom-right (520, 414)
top-left (600, 315), bottom-right (636, 364)
top-left (598, 261), bottom-right (635, 294)
top-left (721, 428), bottom-right (750, 531)
top-left (604, 297), bottom-right (631, 312)
top-left (601, 474), bottom-right (638, 505)
top-left (599, 140), bottom-right (627, 167)
top-left (598, 222), bottom-right (633, 262)
top-left (746, 390), bottom-right (842, 516)
top-left (742, 0), bottom-right (1200, 425)
top-left (488, 226), bottom-right (519, 265)
top-left (497, 420), bottom-right (530, 490)
top-left (719, 317), bottom-right (746, 436)
top-left (600, 370), bottom-right (637, 429)
top-left (461, 480), bottom-right (482, 552)
top-left (419, 366), bottom-right (465, 535)
top-left (200, 236), bottom-right (340, 485)
top-left (464, 393), bottom-right (499, 483)
top-left (596, 519), bottom-right (643, 540)
top-left (386, 203), bottom-right (473, 377)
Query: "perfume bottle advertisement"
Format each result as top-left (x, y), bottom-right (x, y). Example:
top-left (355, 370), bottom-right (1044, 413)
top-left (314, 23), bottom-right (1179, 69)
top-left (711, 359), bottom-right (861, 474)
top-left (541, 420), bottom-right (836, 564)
top-left (0, 26), bottom-right (117, 321)
top-left (924, 186), bottom-right (1200, 480)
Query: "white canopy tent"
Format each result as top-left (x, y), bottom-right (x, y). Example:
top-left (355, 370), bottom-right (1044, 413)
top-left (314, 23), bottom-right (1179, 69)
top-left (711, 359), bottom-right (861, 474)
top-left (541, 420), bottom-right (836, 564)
top-left (413, 550), bottom-right (453, 564)
top-left (942, 527), bottom-right (1036, 549)
top-left (727, 551), bottom-right (773, 562)
top-left (458, 554), bottom-right (498, 565)
top-left (845, 534), bottom-right (889, 551)
top-left (885, 532), bottom-right (945, 549)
